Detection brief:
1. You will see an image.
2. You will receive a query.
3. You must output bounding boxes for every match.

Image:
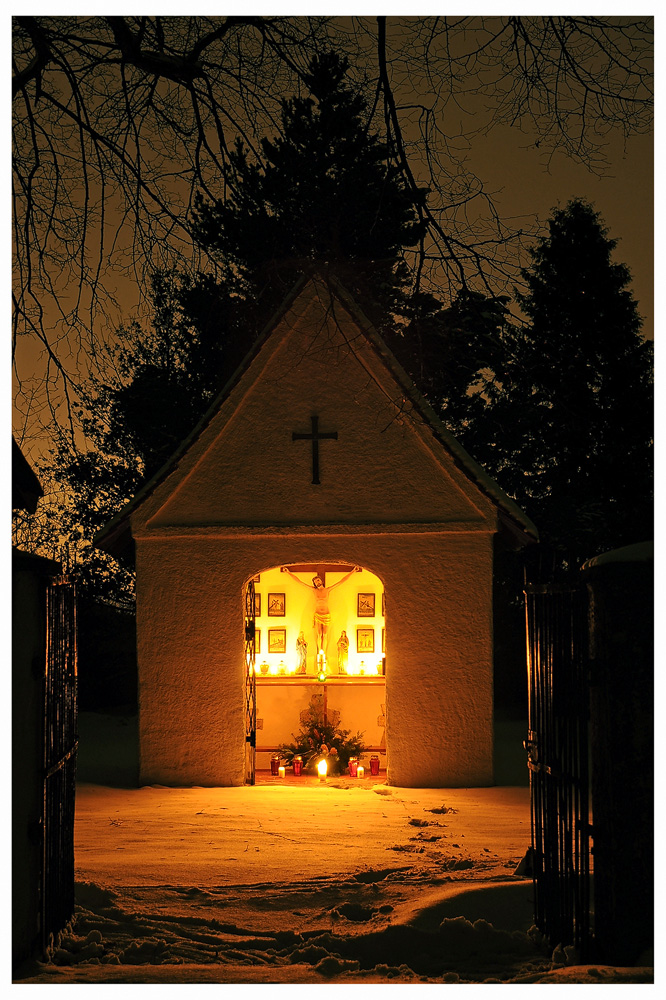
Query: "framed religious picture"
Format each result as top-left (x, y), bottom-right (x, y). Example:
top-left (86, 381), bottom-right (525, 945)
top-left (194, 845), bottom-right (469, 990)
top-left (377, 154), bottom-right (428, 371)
top-left (357, 628), bottom-right (375, 654)
top-left (357, 593), bottom-right (375, 617)
top-left (254, 593), bottom-right (261, 617)
top-left (255, 629), bottom-right (261, 655)
top-left (268, 628), bottom-right (286, 653)
top-left (382, 628), bottom-right (385, 653)
top-left (267, 593), bottom-right (286, 616)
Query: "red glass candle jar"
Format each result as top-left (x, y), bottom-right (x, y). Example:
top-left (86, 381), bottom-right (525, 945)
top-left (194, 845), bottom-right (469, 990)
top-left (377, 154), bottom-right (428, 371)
top-left (270, 755), bottom-right (280, 776)
top-left (370, 755), bottom-right (380, 776)
top-left (293, 756), bottom-right (303, 776)
top-left (348, 757), bottom-right (358, 777)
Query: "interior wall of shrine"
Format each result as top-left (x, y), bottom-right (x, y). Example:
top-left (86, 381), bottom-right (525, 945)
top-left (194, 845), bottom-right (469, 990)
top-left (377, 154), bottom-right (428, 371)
top-left (252, 565), bottom-right (387, 770)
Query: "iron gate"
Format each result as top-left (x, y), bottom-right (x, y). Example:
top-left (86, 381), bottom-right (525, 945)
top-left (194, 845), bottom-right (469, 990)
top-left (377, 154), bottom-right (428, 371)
top-left (244, 579), bottom-right (257, 785)
top-left (524, 583), bottom-right (593, 959)
top-left (43, 576), bottom-right (78, 953)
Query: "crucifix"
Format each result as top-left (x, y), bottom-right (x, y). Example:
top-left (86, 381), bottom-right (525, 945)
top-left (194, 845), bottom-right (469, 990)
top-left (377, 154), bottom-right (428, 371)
top-left (292, 415), bottom-right (338, 485)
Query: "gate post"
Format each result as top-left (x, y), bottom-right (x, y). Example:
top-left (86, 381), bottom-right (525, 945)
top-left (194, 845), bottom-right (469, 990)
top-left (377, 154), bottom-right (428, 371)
top-left (581, 542), bottom-right (654, 966)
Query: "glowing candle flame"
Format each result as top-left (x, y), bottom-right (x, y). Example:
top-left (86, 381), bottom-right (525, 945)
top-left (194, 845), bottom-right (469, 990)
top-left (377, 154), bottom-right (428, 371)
top-left (317, 759), bottom-right (327, 780)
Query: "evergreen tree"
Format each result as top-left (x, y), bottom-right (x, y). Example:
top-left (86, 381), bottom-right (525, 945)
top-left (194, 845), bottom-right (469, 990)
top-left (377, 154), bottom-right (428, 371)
top-left (36, 52), bottom-right (434, 601)
top-left (191, 50), bottom-right (423, 327)
top-left (479, 198), bottom-right (653, 563)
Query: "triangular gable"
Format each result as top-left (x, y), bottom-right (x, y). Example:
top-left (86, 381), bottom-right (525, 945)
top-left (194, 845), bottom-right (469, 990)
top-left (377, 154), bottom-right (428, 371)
top-left (96, 275), bottom-right (537, 553)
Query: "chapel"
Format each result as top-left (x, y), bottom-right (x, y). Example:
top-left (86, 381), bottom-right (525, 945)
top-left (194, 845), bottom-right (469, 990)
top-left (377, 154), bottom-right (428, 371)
top-left (96, 273), bottom-right (537, 787)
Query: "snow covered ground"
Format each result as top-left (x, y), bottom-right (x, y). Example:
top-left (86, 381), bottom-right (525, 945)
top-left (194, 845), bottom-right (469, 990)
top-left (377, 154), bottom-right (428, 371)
top-left (15, 710), bottom-right (655, 987)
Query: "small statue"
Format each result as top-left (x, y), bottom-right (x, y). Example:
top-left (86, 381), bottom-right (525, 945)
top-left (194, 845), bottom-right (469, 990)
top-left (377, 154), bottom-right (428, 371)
top-left (296, 631), bottom-right (307, 674)
top-left (337, 630), bottom-right (349, 675)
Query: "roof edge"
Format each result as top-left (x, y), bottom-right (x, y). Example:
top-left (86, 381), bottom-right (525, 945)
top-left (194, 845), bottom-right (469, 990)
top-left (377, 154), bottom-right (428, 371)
top-left (315, 274), bottom-right (538, 544)
top-left (94, 275), bottom-right (312, 554)
top-left (95, 270), bottom-right (538, 554)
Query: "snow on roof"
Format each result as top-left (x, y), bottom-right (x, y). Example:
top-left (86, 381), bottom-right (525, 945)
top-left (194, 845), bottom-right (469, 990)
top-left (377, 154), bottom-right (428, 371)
top-left (95, 273), bottom-right (538, 558)
top-left (581, 541), bottom-right (654, 571)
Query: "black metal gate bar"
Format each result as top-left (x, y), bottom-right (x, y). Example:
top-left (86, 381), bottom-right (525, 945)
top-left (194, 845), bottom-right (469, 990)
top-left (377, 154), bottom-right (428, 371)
top-left (524, 583), bottom-right (592, 958)
top-left (244, 579), bottom-right (257, 785)
top-left (43, 577), bottom-right (78, 953)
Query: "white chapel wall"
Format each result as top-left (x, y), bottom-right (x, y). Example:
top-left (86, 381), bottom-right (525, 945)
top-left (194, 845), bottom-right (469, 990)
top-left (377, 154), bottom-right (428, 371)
top-left (131, 281), bottom-right (500, 788)
top-left (135, 531), bottom-right (494, 788)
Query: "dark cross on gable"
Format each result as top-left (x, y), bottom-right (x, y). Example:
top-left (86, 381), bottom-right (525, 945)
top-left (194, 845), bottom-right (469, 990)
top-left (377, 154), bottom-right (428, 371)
top-left (292, 415), bottom-right (338, 485)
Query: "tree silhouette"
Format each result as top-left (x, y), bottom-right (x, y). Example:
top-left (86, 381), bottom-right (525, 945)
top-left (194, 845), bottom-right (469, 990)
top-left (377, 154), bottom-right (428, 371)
top-left (192, 51), bottom-right (423, 325)
top-left (474, 199), bottom-right (653, 563)
top-left (15, 52), bottom-right (435, 597)
top-left (12, 16), bottom-right (652, 449)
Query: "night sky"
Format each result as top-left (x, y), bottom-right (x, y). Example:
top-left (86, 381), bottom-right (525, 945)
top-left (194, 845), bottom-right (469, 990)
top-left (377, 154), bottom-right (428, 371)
top-left (10, 10), bottom-right (654, 457)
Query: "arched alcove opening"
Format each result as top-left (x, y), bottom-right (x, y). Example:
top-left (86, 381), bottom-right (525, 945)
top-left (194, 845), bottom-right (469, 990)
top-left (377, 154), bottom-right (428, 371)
top-left (247, 563), bottom-right (387, 779)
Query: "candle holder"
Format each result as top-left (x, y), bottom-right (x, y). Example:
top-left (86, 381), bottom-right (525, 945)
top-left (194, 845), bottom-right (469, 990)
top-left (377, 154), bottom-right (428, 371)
top-left (293, 756), bottom-right (303, 776)
top-left (270, 754), bottom-right (280, 776)
top-left (357, 765), bottom-right (365, 778)
top-left (348, 757), bottom-right (358, 778)
top-left (278, 765), bottom-right (285, 778)
top-left (370, 755), bottom-right (380, 776)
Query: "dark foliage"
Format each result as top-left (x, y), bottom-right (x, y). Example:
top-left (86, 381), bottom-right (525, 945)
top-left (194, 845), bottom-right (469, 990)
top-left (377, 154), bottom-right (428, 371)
top-left (468, 199), bottom-right (653, 566)
top-left (277, 695), bottom-right (365, 774)
top-left (191, 51), bottom-right (424, 330)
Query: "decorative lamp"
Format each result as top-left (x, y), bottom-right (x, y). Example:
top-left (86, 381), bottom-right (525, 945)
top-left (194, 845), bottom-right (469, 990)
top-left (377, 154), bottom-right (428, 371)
top-left (348, 757), bottom-right (358, 778)
top-left (357, 765), bottom-right (365, 778)
top-left (270, 754), bottom-right (280, 776)
top-left (370, 755), bottom-right (380, 776)
top-left (317, 758), bottom-right (327, 781)
top-left (260, 662), bottom-right (269, 675)
top-left (278, 765), bottom-right (285, 778)
top-left (293, 756), bottom-right (303, 776)
top-left (278, 660), bottom-right (286, 675)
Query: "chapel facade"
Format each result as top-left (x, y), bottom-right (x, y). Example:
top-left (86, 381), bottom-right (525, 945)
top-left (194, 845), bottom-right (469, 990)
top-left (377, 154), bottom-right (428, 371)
top-left (97, 275), bottom-right (537, 787)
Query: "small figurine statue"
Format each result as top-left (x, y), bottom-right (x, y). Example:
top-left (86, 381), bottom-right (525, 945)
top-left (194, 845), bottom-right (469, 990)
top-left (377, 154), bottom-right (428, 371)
top-left (296, 631), bottom-right (308, 674)
top-left (337, 630), bottom-right (349, 675)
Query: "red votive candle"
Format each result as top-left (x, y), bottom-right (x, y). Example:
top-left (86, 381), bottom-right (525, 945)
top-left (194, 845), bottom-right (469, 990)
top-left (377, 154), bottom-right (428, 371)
top-left (293, 756), bottom-right (303, 776)
top-left (348, 758), bottom-right (358, 777)
top-left (270, 755), bottom-right (280, 776)
top-left (370, 755), bottom-right (380, 776)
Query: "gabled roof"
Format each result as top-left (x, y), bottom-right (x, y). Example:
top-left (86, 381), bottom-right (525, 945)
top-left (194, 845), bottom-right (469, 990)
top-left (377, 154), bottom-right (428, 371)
top-left (95, 272), bottom-right (537, 558)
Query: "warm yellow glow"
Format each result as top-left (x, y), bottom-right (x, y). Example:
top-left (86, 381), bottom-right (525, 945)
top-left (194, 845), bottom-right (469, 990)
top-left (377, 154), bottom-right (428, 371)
top-left (278, 766), bottom-right (285, 778)
top-left (269, 662), bottom-right (278, 676)
top-left (357, 765), bottom-right (365, 778)
top-left (317, 759), bottom-right (327, 780)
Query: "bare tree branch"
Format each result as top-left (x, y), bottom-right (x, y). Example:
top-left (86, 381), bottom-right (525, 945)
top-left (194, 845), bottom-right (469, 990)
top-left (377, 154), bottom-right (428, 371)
top-left (12, 15), bottom-right (652, 453)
